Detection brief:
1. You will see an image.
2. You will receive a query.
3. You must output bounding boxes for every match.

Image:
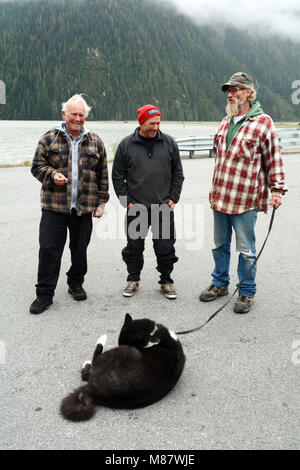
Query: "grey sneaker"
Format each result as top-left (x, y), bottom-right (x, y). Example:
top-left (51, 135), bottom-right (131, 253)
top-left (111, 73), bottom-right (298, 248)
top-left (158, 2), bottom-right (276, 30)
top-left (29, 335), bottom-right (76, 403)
top-left (123, 281), bottom-right (139, 297)
top-left (199, 284), bottom-right (228, 302)
top-left (234, 295), bottom-right (254, 314)
top-left (161, 283), bottom-right (177, 299)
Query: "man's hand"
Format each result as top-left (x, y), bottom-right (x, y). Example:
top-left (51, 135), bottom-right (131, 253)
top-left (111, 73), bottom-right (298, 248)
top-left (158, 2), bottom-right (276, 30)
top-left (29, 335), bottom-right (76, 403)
top-left (53, 172), bottom-right (68, 186)
top-left (270, 194), bottom-right (282, 209)
top-left (168, 199), bottom-right (175, 208)
top-left (93, 206), bottom-right (105, 218)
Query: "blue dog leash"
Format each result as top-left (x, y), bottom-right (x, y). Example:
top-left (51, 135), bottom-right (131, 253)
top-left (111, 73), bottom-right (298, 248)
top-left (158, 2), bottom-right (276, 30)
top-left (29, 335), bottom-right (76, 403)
top-left (176, 206), bottom-right (277, 336)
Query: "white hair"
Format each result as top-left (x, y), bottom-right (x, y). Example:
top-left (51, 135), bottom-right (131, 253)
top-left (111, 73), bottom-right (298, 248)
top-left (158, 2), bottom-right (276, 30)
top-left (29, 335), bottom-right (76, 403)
top-left (62, 94), bottom-right (92, 117)
top-left (240, 85), bottom-right (257, 102)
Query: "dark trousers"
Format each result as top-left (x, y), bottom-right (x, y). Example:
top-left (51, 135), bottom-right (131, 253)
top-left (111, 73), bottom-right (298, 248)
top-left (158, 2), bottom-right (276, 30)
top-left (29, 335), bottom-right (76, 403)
top-left (35, 209), bottom-right (93, 301)
top-left (122, 204), bottom-right (178, 284)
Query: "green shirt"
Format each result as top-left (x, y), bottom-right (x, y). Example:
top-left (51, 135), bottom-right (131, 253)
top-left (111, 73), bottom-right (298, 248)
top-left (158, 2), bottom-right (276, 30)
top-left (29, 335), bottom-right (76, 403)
top-left (226, 101), bottom-right (264, 151)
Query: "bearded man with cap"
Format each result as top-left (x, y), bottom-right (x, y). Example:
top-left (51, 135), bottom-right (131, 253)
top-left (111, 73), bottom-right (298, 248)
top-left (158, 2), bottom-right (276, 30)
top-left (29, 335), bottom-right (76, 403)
top-left (112, 104), bottom-right (184, 299)
top-left (199, 72), bottom-right (287, 313)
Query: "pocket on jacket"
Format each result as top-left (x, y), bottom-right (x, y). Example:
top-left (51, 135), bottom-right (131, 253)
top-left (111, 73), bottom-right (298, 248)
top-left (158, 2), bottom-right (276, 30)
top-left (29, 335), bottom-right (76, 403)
top-left (239, 139), bottom-right (259, 160)
top-left (84, 151), bottom-right (100, 170)
top-left (47, 146), bottom-right (68, 169)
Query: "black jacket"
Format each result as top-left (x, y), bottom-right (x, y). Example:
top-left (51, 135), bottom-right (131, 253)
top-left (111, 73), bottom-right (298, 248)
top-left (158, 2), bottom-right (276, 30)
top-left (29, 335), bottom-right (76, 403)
top-left (112, 128), bottom-right (184, 208)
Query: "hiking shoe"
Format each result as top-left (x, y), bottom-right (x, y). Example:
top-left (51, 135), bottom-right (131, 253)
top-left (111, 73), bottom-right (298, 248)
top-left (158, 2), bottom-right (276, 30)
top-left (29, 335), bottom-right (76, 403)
top-left (30, 298), bottom-right (53, 314)
top-left (123, 281), bottom-right (139, 297)
top-left (68, 285), bottom-right (87, 301)
top-left (161, 283), bottom-right (177, 299)
top-left (199, 284), bottom-right (228, 302)
top-left (234, 295), bottom-right (254, 314)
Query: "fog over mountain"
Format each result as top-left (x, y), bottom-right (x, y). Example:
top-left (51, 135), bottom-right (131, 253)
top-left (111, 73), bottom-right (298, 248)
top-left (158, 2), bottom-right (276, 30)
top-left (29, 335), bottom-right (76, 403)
top-left (165, 0), bottom-right (300, 42)
top-left (0, 0), bottom-right (299, 120)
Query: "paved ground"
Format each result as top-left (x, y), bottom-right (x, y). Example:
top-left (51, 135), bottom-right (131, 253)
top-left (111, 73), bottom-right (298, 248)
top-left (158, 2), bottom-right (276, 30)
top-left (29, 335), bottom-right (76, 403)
top-left (0, 154), bottom-right (299, 450)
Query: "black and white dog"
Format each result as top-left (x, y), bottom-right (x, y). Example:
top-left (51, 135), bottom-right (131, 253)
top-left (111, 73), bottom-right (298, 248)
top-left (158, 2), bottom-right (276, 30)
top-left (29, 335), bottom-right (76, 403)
top-left (60, 314), bottom-right (185, 421)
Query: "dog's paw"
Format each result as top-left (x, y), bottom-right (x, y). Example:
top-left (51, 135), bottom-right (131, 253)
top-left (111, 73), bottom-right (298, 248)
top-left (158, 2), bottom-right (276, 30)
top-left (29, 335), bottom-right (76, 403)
top-left (169, 330), bottom-right (178, 341)
top-left (82, 360), bottom-right (92, 368)
top-left (97, 335), bottom-right (107, 348)
top-left (81, 360), bottom-right (92, 381)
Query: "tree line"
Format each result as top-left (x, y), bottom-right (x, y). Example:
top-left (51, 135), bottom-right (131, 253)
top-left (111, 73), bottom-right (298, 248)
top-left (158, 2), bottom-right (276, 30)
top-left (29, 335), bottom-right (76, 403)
top-left (0, 0), bottom-right (299, 121)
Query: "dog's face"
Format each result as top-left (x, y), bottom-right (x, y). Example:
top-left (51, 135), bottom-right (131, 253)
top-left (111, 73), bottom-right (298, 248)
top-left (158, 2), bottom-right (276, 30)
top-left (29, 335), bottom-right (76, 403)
top-left (118, 313), bottom-right (161, 349)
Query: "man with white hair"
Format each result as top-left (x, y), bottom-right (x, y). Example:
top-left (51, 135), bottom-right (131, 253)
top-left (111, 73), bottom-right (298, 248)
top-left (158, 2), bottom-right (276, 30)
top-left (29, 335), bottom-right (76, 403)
top-left (199, 72), bottom-right (287, 313)
top-left (30, 94), bottom-right (109, 314)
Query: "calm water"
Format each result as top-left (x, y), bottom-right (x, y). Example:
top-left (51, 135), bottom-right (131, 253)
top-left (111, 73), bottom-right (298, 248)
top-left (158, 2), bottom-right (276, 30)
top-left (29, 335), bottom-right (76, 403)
top-left (0, 120), bottom-right (218, 165)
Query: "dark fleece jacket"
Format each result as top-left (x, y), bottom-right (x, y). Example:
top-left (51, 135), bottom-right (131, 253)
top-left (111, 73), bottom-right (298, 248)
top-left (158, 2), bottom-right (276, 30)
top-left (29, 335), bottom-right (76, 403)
top-left (112, 128), bottom-right (184, 208)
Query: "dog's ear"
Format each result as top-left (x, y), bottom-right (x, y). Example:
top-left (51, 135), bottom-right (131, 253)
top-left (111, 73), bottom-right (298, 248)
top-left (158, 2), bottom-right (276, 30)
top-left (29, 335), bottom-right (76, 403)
top-left (124, 313), bottom-right (133, 325)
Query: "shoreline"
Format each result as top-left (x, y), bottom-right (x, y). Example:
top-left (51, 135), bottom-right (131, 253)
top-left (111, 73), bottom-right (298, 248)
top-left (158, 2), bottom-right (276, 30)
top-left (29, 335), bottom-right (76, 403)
top-left (0, 161), bottom-right (32, 168)
top-left (0, 119), bottom-right (299, 125)
top-left (1, 120), bottom-right (298, 168)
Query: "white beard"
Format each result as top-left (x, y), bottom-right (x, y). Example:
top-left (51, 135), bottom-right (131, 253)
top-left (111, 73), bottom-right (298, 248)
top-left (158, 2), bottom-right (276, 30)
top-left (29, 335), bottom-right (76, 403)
top-left (226, 99), bottom-right (247, 117)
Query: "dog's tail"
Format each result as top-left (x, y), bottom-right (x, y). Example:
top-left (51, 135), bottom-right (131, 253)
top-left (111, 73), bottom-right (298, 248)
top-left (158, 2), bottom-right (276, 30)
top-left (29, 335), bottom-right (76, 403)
top-left (60, 386), bottom-right (95, 421)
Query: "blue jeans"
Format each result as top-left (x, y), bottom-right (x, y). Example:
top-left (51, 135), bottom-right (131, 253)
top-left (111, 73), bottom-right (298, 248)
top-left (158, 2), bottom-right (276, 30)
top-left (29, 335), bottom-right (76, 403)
top-left (211, 209), bottom-right (258, 297)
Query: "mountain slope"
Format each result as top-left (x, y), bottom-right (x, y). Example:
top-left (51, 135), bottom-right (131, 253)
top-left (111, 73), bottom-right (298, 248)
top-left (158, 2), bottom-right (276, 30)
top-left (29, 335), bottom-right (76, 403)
top-left (0, 0), bottom-right (299, 121)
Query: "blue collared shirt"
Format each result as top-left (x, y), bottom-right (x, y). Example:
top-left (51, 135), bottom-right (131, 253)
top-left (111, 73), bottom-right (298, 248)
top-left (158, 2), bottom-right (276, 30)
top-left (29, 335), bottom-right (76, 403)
top-left (62, 123), bottom-right (85, 209)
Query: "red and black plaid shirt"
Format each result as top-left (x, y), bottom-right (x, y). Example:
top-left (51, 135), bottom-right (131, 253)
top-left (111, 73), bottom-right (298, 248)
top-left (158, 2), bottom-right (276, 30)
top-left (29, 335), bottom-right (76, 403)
top-left (209, 113), bottom-right (287, 214)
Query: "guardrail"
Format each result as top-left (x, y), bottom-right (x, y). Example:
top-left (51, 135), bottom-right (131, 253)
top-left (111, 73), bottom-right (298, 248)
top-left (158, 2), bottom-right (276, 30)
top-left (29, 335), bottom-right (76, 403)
top-left (175, 136), bottom-right (214, 158)
top-left (278, 128), bottom-right (300, 149)
top-left (176, 127), bottom-right (300, 158)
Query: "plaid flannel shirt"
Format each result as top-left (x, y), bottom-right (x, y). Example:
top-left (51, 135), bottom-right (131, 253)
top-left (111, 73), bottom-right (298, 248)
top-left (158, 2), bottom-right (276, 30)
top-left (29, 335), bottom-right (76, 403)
top-left (31, 128), bottom-right (109, 215)
top-left (209, 113), bottom-right (287, 214)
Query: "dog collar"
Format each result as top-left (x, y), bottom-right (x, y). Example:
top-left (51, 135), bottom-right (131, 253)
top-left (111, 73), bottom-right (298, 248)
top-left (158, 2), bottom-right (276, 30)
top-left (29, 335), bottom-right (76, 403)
top-left (150, 323), bottom-right (158, 336)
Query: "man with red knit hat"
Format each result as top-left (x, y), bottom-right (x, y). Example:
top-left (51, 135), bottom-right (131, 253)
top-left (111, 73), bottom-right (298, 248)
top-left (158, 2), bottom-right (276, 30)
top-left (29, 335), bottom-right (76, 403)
top-left (112, 104), bottom-right (184, 299)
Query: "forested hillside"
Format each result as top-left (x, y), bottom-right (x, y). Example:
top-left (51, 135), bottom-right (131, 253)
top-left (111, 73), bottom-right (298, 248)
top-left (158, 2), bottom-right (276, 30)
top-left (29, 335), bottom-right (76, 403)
top-left (0, 0), bottom-right (299, 121)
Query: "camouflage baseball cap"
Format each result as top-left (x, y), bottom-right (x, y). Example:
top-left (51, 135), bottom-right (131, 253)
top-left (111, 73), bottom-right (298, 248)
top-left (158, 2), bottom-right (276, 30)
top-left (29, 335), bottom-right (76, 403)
top-left (221, 72), bottom-right (254, 91)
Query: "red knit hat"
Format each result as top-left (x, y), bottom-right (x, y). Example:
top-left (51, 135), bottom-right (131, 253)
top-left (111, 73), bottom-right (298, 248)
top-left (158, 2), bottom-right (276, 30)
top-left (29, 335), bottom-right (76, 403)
top-left (137, 104), bottom-right (161, 125)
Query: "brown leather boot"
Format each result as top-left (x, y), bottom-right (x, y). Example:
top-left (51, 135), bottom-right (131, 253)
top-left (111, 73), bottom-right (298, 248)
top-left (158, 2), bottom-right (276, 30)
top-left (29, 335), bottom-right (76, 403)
top-left (234, 295), bottom-right (254, 314)
top-left (199, 284), bottom-right (228, 302)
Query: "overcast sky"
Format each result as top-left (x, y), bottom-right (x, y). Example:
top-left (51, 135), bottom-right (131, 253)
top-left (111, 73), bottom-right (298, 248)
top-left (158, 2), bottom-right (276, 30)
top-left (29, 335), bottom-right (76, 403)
top-left (163, 0), bottom-right (300, 42)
